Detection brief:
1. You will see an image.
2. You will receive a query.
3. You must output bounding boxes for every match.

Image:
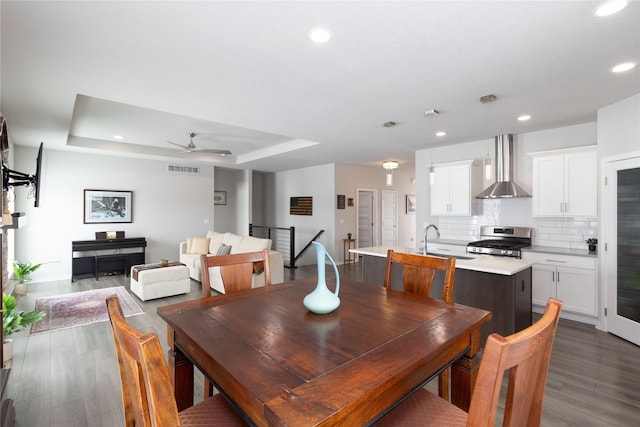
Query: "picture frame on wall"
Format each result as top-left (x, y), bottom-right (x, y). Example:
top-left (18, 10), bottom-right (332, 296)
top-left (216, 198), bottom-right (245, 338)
top-left (214, 191), bottom-right (227, 205)
top-left (84, 189), bottom-right (132, 223)
top-left (406, 194), bottom-right (416, 214)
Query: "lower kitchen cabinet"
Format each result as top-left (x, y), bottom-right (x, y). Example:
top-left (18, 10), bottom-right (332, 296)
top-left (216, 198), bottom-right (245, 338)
top-left (523, 252), bottom-right (597, 322)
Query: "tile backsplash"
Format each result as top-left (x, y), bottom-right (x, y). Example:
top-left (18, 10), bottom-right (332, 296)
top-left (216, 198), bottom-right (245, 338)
top-left (437, 198), bottom-right (598, 250)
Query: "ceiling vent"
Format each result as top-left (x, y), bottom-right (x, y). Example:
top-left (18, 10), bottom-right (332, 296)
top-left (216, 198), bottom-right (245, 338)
top-left (167, 164), bottom-right (200, 174)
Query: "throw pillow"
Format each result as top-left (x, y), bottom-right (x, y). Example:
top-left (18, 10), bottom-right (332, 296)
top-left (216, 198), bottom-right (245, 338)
top-left (188, 237), bottom-right (210, 254)
top-left (216, 243), bottom-right (232, 255)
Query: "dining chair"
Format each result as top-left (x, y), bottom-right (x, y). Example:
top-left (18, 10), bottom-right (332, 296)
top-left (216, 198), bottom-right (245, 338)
top-left (105, 295), bottom-right (246, 426)
top-left (200, 249), bottom-right (272, 398)
top-left (384, 249), bottom-right (456, 400)
top-left (374, 298), bottom-right (563, 427)
top-left (200, 249), bottom-right (272, 297)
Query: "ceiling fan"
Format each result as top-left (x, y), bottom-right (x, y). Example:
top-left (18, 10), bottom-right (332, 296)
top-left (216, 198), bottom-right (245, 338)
top-left (167, 132), bottom-right (232, 155)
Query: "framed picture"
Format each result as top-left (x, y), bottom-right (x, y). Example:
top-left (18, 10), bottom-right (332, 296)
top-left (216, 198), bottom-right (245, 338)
top-left (337, 194), bottom-right (345, 209)
top-left (214, 191), bottom-right (227, 205)
top-left (84, 190), bottom-right (132, 223)
top-left (406, 194), bottom-right (416, 214)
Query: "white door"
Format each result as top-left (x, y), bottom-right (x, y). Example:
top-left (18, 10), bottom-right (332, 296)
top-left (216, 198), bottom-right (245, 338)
top-left (357, 190), bottom-right (375, 248)
top-left (603, 155), bottom-right (640, 345)
top-left (381, 190), bottom-right (397, 247)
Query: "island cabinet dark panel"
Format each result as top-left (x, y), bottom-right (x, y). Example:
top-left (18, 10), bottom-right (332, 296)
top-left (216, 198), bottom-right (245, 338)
top-left (360, 254), bottom-right (532, 344)
top-left (454, 268), bottom-right (532, 344)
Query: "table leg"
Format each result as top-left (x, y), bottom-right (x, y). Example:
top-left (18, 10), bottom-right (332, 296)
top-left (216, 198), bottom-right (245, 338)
top-left (450, 328), bottom-right (482, 411)
top-left (166, 325), bottom-right (194, 411)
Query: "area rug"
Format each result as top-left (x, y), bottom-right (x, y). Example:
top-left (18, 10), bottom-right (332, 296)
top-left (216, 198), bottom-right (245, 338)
top-left (30, 286), bottom-right (144, 334)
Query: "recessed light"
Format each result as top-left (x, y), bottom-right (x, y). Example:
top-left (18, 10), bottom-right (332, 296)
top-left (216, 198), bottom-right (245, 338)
top-left (113, 135), bottom-right (124, 140)
top-left (435, 131), bottom-right (446, 137)
top-left (309, 28), bottom-right (331, 43)
top-left (594, 0), bottom-right (629, 17)
top-left (611, 62), bottom-right (636, 73)
top-left (518, 115), bottom-right (531, 121)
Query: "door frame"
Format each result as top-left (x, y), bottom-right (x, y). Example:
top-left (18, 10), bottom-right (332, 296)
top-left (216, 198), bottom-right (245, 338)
top-left (601, 151), bottom-right (640, 345)
top-left (381, 189), bottom-right (397, 247)
top-left (356, 188), bottom-right (378, 248)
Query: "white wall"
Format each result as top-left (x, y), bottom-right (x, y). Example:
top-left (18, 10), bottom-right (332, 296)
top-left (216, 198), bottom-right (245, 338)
top-left (598, 93), bottom-right (640, 158)
top-left (272, 164), bottom-right (335, 266)
top-left (13, 147), bottom-right (214, 282)
top-left (335, 163), bottom-right (416, 250)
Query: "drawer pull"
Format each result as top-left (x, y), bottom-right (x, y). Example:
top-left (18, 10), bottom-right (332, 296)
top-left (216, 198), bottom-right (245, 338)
top-left (545, 259), bottom-right (567, 263)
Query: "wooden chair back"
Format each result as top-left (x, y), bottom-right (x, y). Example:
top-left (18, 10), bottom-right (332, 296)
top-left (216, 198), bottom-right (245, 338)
top-left (200, 249), bottom-right (272, 297)
top-left (384, 250), bottom-right (456, 400)
top-left (106, 294), bottom-right (181, 427)
top-left (383, 250), bottom-right (456, 302)
top-left (467, 298), bottom-right (563, 426)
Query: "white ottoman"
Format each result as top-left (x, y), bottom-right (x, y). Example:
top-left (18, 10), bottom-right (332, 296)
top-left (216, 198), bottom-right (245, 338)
top-left (130, 263), bottom-right (191, 301)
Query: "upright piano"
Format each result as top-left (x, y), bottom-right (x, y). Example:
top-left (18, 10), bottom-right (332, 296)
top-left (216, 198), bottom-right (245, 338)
top-left (71, 237), bottom-right (146, 281)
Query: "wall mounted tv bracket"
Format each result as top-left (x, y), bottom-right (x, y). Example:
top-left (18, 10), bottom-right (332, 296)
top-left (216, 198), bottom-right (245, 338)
top-left (2, 142), bottom-right (43, 207)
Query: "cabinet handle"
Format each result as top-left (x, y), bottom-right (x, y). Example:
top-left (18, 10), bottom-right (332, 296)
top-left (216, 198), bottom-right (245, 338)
top-left (560, 202), bottom-right (564, 212)
top-left (552, 271), bottom-right (555, 282)
top-left (545, 259), bottom-right (567, 263)
top-left (522, 280), bottom-right (526, 292)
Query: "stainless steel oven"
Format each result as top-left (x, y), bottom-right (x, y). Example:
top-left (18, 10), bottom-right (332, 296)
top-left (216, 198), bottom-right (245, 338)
top-left (466, 226), bottom-right (531, 259)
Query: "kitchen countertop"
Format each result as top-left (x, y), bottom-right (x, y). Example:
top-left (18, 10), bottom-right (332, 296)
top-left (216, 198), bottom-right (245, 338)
top-left (522, 246), bottom-right (597, 258)
top-left (350, 246), bottom-right (534, 276)
top-left (422, 238), bottom-right (598, 258)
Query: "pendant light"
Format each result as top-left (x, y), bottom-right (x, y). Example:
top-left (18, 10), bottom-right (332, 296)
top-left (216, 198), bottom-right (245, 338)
top-left (383, 161), bottom-right (399, 186)
top-left (429, 152), bottom-right (435, 186)
top-left (481, 94), bottom-right (497, 181)
top-left (484, 142), bottom-right (492, 180)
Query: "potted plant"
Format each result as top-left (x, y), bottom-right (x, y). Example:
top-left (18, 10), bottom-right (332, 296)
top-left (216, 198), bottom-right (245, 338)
top-left (2, 293), bottom-right (46, 362)
top-left (586, 238), bottom-right (598, 253)
top-left (12, 260), bottom-right (42, 295)
top-left (347, 233), bottom-right (352, 240)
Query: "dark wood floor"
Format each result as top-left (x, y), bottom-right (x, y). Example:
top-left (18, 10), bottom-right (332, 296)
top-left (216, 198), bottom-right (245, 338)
top-left (3, 261), bottom-right (640, 426)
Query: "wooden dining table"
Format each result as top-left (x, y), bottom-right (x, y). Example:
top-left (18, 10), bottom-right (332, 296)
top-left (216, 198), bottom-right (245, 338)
top-left (157, 277), bottom-right (491, 426)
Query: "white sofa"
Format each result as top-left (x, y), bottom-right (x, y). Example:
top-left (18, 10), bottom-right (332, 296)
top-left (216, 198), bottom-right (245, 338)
top-left (179, 231), bottom-right (284, 294)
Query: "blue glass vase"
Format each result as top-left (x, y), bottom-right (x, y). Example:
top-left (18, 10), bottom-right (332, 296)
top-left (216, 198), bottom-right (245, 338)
top-left (303, 242), bottom-right (341, 314)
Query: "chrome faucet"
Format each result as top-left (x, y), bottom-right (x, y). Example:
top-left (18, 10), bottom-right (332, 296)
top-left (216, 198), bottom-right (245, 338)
top-left (423, 224), bottom-right (440, 255)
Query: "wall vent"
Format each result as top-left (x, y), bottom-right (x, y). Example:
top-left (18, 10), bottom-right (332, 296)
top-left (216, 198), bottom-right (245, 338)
top-left (167, 164), bottom-right (200, 174)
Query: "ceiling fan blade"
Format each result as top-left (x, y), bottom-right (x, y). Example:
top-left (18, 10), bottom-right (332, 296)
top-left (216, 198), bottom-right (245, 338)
top-left (193, 148), bottom-right (233, 155)
top-left (167, 140), bottom-right (188, 150)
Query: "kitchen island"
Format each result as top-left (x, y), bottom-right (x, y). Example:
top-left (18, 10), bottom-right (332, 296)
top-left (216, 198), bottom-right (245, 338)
top-left (351, 246), bottom-right (535, 343)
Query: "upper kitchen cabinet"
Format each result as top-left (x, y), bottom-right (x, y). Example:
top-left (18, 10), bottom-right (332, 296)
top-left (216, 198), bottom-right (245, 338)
top-left (530, 146), bottom-right (597, 217)
top-left (430, 160), bottom-right (479, 216)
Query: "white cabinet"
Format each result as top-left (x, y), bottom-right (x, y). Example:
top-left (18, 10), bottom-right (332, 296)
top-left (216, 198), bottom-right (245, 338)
top-left (430, 160), bottom-right (477, 216)
top-left (523, 252), bottom-right (597, 321)
top-left (530, 147), bottom-right (597, 217)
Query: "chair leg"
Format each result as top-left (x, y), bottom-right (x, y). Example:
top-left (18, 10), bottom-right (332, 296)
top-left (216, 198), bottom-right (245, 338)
top-left (438, 368), bottom-right (450, 401)
top-left (204, 378), bottom-right (214, 398)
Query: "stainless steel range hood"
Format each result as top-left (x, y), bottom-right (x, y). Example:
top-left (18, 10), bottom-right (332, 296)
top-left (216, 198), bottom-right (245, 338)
top-left (476, 134), bottom-right (530, 199)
